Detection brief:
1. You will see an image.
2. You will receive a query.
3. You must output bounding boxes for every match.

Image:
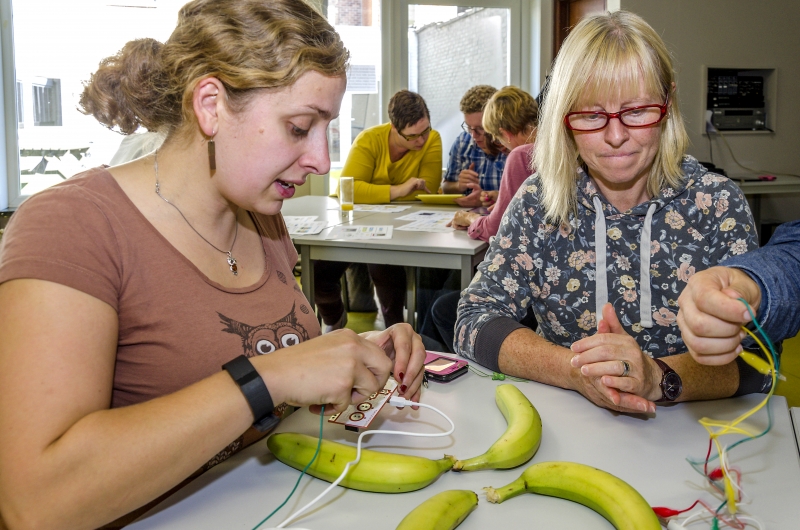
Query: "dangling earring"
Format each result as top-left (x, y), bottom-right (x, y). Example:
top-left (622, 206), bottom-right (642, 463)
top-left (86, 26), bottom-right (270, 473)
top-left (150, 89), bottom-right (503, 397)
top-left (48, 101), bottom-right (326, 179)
top-left (208, 133), bottom-right (216, 171)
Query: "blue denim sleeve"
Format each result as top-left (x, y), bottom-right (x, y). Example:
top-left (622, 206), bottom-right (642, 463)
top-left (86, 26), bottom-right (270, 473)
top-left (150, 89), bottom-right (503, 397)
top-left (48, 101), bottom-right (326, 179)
top-left (443, 135), bottom-right (464, 182)
top-left (723, 220), bottom-right (800, 343)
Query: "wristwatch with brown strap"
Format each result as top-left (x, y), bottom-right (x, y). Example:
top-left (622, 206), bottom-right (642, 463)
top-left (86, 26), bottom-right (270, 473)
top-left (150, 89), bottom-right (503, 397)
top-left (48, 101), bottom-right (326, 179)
top-left (653, 358), bottom-right (682, 402)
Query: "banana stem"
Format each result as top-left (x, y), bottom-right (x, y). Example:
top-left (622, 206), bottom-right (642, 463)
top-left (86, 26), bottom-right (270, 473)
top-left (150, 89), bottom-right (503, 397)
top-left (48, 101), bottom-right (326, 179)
top-left (484, 478), bottom-right (526, 504)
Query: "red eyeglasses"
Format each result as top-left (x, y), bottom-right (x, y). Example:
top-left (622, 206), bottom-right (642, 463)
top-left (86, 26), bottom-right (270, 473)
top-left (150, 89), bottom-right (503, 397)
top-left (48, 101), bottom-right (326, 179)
top-left (565, 97), bottom-right (669, 132)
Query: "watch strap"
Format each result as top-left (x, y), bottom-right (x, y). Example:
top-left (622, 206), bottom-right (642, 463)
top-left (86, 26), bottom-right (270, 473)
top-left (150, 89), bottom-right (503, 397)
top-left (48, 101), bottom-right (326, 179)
top-left (223, 355), bottom-right (280, 432)
top-left (653, 357), bottom-right (680, 402)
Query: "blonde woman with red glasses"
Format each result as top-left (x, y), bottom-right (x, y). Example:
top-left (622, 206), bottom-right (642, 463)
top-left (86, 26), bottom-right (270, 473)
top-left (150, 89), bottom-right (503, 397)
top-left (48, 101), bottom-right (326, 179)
top-left (455, 11), bottom-right (766, 414)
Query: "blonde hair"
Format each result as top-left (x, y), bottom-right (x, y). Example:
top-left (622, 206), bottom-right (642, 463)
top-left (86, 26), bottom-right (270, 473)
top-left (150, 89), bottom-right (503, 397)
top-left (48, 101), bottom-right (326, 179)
top-left (533, 10), bottom-right (688, 224)
top-left (79, 0), bottom-right (349, 137)
top-left (482, 86), bottom-right (539, 139)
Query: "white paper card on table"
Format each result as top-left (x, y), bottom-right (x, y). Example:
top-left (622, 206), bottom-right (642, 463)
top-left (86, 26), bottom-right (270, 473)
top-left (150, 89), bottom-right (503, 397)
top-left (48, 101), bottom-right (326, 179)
top-left (353, 204), bottom-right (411, 213)
top-left (284, 216), bottom-right (318, 223)
top-left (325, 225), bottom-right (393, 240)
top-left (395, 210), bottom-right (455, 222)
top-left (285, 221), bottom-right (327, 235)
top-left (396, 219), bottom-right (454, 233)
top-left (328, 379), bottom-right (397, 430)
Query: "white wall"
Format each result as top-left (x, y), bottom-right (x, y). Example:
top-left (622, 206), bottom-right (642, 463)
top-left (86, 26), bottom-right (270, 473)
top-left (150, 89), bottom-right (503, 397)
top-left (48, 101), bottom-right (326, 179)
top-left (620, 0), bottom-right (800, 224)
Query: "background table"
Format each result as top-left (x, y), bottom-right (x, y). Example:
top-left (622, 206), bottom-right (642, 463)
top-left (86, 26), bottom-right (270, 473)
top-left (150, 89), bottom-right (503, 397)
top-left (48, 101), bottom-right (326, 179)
top-left (282, 197), bottom-right (488, 328)
top-left (130, 370), bottom-right (800, 529)
top-left (737, 175), bottom-right (800, 238)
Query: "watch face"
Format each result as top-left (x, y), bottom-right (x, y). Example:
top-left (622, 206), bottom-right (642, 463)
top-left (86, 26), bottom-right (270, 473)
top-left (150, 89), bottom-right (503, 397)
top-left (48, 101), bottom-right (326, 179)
top-left (662, 371), bottom-right (682, 401)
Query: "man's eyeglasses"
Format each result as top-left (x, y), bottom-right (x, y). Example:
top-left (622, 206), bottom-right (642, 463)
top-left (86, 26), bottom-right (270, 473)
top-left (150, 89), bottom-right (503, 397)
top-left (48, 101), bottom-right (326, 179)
top-left (398, 125), bottom-right (431, 141)
top-left (564, 98), bottom-right (669, 132)
top-left (461, 122), bottom-right (486, 137)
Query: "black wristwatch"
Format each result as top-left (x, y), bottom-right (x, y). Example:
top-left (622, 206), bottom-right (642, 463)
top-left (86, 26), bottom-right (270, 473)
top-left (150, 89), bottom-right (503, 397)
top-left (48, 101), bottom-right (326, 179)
top-left (653, 358), bottom-right (682, 402)
top-left (223, 355), bottom-right (281, 432)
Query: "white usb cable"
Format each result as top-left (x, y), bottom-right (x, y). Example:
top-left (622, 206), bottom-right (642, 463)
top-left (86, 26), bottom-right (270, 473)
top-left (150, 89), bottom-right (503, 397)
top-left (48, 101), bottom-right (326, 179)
top-left (275, 397), bottom-right (455, 529)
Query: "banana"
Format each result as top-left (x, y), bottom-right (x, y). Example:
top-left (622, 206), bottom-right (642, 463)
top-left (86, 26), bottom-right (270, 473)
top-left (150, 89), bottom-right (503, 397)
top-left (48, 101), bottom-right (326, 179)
top-left (453, 384), bottom-right (541, 471)
top-left (395, 490), bottom-right (478, 530)
top-left (267, 432), bottom-right (455, 493)
top-left (484, 461), bottom-right (661, 530)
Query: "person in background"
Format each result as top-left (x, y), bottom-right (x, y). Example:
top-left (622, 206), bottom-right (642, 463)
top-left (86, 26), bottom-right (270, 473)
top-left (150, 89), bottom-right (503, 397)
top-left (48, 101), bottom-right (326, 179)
top-left (424, 86), bottom-right (540, 352)
top-left (678, 220), bottom-right (800, 365)
top-left (441, 85), bottom-right (508, 208)
top-left (449, 85), bottom-right (539, 240)
top-left (455, 11), bottom-right (763, 414)
top-left (346, 89), bottom-right (442, 203)
top-left (415, 85), bottom-right (509, 334)
top-left (313, 90), bottom-right (442, 332)
top-left (0, 2), bottom-right (426, 528)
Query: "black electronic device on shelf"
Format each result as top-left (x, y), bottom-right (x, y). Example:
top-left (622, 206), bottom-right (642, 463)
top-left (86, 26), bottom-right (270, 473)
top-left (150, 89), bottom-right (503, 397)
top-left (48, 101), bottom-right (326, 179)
top-left (707, 70), bottom-right (766, 131)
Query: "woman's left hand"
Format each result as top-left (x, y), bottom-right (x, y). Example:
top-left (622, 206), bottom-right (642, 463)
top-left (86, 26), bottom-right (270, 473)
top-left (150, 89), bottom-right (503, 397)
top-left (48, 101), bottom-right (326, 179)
top-left (570, 304), bottom-right (661, 412)
top-left (360, 323), bottom-right (427, 403)
top-left (447, 210), bottom-right (481, 230)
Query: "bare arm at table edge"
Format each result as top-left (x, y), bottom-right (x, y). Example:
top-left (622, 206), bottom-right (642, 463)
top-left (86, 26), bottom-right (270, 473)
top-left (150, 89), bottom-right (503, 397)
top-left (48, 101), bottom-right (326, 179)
top-left (0, 279), bottom-right (393, 530)
top-left (488, 316), bottom-right (738, 413)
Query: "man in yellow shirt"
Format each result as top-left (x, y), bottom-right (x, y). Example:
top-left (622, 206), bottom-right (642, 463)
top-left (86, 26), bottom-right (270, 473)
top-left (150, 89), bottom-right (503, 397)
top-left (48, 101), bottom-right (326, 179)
top-left (315, 90), bottom-right (442, 331)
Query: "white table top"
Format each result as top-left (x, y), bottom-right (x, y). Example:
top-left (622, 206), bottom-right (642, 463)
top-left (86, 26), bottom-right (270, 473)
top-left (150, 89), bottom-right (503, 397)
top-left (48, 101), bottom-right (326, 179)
top-left (282, 196), bottom-right (487, 256)
top-left (736, 175), bottom-right (800, 196)
top-left (131, 371), bottom-right (800, 529)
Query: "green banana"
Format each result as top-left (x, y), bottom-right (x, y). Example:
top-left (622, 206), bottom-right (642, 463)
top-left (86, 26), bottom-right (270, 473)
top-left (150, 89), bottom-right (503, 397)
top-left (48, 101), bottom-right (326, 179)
top-left (484, 461), bottom-right (660, 530)
top-left (395, 490), bottom-right (478, 530)
top-left (453, 384), bottom-right (542, 471)
top-left (267, 432), bottom-right (455, 493)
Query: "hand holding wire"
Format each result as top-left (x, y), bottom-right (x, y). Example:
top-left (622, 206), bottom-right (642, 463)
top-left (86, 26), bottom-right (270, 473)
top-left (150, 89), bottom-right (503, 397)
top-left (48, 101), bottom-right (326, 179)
top-left (664, 298), bottom-right (778, 530)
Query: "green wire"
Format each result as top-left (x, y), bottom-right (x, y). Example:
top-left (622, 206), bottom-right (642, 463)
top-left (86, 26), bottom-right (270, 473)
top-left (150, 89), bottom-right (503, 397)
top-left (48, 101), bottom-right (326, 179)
top-left (251, 406), bottom-right (326, 530)
top-left (739, 297), bottom-right (780, 372)
top-left (685, 299), bottom-right (778, 526)
top-left (468, 365), bottom-right (527, 382)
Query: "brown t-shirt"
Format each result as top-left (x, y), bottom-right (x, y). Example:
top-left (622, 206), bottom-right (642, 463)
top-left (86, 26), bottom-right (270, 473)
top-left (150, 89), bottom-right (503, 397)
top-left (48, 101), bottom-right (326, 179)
top-left (0, 167), bottom-right (321, 409)
top-left (0, 168), bottom-right (323, 526)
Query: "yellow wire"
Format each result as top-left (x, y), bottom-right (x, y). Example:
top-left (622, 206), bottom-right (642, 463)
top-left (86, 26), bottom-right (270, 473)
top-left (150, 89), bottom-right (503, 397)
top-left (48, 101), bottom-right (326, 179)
top-left (697, 326), bottom-right (777, 515)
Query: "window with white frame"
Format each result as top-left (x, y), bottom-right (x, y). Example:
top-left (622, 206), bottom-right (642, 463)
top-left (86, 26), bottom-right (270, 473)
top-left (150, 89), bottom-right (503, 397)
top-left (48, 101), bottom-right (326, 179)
top-left (31, 78), bottom-right (62, 127)
top-left (319, 0), bottom-right (383, 193)
top-left (1, 0), bottom-right (546, 208)
top-left (1, 0), bottom-right (183, 207)
top-left (15, 81), bottom-right (23, 128)
top-left (382, 0), bottom-right (540, 168)
top-left (408, 5), bottom-right (511, 163)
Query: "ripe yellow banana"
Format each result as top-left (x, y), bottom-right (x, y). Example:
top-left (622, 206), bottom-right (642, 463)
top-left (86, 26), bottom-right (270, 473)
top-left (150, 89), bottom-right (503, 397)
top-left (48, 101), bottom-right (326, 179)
top-left (453, 384), bottom-right (541, 471)
top-left (395, 490), bottom-right (478, 530)
top-left (267, 432), bottom-right (455, 493)
top-left (484, 461), bottom-right (661, 530)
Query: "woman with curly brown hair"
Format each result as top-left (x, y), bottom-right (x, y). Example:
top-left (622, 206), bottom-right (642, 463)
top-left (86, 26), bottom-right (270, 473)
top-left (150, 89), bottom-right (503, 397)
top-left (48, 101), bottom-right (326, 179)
top-left (0, 1), bottom-right (425, 527)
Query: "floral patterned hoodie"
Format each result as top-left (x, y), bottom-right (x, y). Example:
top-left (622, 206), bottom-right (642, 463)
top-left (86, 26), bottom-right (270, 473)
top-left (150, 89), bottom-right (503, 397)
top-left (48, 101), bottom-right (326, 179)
top-left (455, 155), bottom-right (758, 372)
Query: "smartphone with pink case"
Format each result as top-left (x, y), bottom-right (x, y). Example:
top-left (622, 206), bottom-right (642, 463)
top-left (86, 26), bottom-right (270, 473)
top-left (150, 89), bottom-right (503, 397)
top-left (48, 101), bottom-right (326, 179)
top-left (424, 351), bottom-right (468, 382)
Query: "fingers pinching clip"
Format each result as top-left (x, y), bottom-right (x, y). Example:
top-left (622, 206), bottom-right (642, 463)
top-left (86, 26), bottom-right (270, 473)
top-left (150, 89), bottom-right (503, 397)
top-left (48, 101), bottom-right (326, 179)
top-left (620, 360), bottom-right (631, 377)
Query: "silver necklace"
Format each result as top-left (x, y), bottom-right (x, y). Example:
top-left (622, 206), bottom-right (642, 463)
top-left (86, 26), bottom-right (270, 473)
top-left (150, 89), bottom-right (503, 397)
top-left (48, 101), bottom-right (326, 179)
top-left (154, 151), bottom-right (239, 276)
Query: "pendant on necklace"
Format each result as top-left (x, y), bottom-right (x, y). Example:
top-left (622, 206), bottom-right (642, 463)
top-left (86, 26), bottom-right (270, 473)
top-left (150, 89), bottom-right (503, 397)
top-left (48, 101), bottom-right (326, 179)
top-left (227, 252), bottom-right (238, 276)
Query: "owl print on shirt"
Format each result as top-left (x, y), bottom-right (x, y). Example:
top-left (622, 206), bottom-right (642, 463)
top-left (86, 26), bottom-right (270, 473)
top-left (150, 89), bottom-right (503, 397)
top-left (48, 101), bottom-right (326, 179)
top-left (217, 303), bottom-right (311, 420)
top-left (217, 302), bottom-right (310, 356)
